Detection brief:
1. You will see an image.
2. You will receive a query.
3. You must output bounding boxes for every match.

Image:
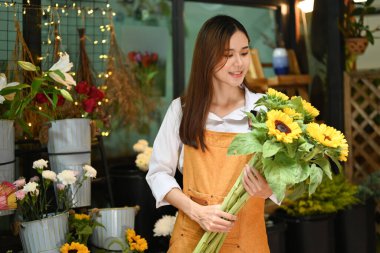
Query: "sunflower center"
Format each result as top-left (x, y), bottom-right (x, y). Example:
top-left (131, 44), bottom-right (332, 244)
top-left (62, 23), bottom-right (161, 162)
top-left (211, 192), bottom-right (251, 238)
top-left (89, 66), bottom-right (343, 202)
top-left (275, 120), bottom-right (291, 134)
top-left (68, 250), bottom-right (78, 253)
top-left (324, 135), bottom-right (331, 141)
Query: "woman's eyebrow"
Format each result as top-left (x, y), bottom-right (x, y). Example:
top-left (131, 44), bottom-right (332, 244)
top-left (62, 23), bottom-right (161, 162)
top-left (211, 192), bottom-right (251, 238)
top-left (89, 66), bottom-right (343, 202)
top-left (225, 46), bottom-right (250, 51)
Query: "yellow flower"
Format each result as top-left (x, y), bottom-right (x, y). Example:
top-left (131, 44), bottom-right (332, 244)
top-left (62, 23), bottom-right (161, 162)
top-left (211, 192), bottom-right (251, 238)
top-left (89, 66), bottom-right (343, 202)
top-left (74, 213), bottom-right (90, 220)
top-left (293, 97), bottom-right (319, 118)
top-left (282, 108), bottom-right (302, 119)
top-left (339, 141), bottom-right (349, 162)
top-left (60, 242), bottom-right (90, 253)
top-left (266, 110), bottom-right (302, 143)
top-left (306, 123), bottom-right (346, 149)
top-left (267, 88), bottom-right (289, 101)
top-left (125, 228), bottom-right (148, 252)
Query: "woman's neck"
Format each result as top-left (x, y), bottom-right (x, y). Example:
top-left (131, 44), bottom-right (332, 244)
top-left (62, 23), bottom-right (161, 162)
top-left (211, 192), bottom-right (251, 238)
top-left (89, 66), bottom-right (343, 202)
top-left (210, 84), bottom-right (245, 118)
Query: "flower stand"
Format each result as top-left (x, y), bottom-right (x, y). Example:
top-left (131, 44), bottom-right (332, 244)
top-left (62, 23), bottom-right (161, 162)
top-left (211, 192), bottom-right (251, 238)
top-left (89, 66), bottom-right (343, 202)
top-left (47, 118), bottom-right (91, 207)
top-left (19, 212), bottom-right (69, 253)
top-left (91, 206), bottom-right (139, 250)
top-left (0, 120), bottom-right (15, 182)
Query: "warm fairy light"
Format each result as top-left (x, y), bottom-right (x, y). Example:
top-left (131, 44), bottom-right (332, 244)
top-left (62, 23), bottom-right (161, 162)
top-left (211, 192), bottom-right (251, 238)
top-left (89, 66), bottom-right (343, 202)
top-left (98, 74), bottom-right (102, 78)
top-left (112, 12), bottom-right (116, 16)
top-left (62, 8), bottom-right (65, 13)
top-left (47, 39), bottom-right (52, 44)
top-left (297, 0), bottom-right (314, 13)
top-left (87, 9), bottom-right (93, 15)
top-left (108, 71), bottom-right (112, 75)
top-left (102, 11), bottom-right (106, 15)
top-left (27, 0), bottom-right (30, 4)
top-left (74, 101), bottom-right (78, 105)
top-left (105, 98), bottom-right (109, 103)
top-left (38, 107), bottom-right (42, 110)
top-left (106, 3), bottom-right (110, 8)
top-left (101, 131), bottom-right (109, 136)
top-left (98, 101), bottom-right (102, 106)
top-left (73, 3), bottom-right (76, 7)
top-left (28, 123), bottom-right (32, 127)
top-left (56, 35), bottom-right (61, 40)
top-left (94, 40), bottom-right (98, 45)
top-left (37, 56), bottom-right (44, 61)
top-left (55, 3), bottom-right (58, 8)
top-left (78, 9), bottom-right (81, 15)
top-left (105, 74), bottom-right (109, 78)
top-left (23, 8), bottom-right (26, 14)
top-left (102, 39), bottom-right (107, 44)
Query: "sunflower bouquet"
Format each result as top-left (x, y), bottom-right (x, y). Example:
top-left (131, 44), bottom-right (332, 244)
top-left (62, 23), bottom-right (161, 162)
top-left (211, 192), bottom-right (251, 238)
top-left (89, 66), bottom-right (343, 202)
top-left (193, 88), bottom-right (348, 253)
top-left (108, 228), bottom-right (148, 253)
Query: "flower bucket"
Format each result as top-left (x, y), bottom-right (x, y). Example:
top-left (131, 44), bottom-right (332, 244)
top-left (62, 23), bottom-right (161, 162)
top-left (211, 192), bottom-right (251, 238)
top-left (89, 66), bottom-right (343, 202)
top-left (47, 118), bottom-right (91, 207)
top-left (91, 206), bottom-right (139, 250)
top-left (0, 120), bottom-right (15, 182)
top-left (19, 212), bottom-right (69, 253)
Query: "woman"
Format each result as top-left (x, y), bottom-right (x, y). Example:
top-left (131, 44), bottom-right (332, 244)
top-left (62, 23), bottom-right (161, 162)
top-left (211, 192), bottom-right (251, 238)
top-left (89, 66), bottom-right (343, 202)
top-left (146, 15), bottom-right (276, 253)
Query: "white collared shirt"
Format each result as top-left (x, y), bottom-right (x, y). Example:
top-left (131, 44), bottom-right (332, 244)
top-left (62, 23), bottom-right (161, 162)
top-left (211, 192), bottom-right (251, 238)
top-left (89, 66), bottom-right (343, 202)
top-left (146, 87), bottom-right (277, 208)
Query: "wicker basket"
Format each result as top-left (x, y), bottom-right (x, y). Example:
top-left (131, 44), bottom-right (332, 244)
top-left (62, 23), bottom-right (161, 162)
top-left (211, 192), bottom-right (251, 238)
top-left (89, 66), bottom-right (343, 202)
top-left (345, 38), bottom-right (368, 55)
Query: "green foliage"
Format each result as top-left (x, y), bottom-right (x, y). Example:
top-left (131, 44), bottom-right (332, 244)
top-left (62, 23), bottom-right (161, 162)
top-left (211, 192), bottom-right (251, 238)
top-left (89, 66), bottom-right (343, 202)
top-left (340, 0), bottom-right (379, 44)
top-left (66, 210), bottom-right (104, 245)
top-left (356, 171), bottom-right (380, 202)
top-left (280, 174), bottom-right (359, 217)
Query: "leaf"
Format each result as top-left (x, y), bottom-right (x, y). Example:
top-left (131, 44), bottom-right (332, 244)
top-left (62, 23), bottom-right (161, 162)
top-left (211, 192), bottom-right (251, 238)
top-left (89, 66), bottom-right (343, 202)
top-left (286, 182), bottom-right (306, 201)
top-left (268, 182), bottom-right (286, 203)
top-left (298, 141), bottom-right (314, 153)
top-left (53, 69), bottom-right (65, 80)
top-left (251, 122), bottom-right (267, 129)
top-left (285, 141), bottom-right (298, 158)
top-left (31, 78), bottom-right (43, 96)
top-left (308, 164), bottom-right (323, 195)
top-left (0, 84), bottom-right (29, 95)
top-left (77, 225), bottom-right (93, 235)
top-left (227, 132), bottom-right (262, 155)
top-left (262, 140), bottom-right (282, 158)
top-left (313, 157), bottom-right (332, 179)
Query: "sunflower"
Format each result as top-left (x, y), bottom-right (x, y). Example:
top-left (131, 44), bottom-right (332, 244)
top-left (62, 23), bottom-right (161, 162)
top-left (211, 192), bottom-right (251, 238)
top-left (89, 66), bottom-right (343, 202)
top-left (74, 213), bottom-right (90, 220)
top-left (293, 97), bottom-right (319, 118)
top-left (60, 242), bottom-right (89, 253)
top-left (339, 141), bottom-right (349, 162)
top-left (282, 107), bottom-right (302, 119)
top-left (267, 88), bottom-right (289, 101)
top-left (306, 123), bottom-right (347, 149)
top-left (126, 228), bottom-right (148, 252)
top-left (266, 110), bottom-right (302, 143)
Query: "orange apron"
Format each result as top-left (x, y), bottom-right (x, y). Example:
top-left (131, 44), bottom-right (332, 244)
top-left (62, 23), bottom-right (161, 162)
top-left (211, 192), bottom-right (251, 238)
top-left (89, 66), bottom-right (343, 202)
top-left (168, 130), bottom-right (269, 253)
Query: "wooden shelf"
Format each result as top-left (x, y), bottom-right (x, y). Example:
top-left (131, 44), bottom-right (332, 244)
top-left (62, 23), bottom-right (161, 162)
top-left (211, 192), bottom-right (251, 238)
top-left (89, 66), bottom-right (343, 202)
top-left (268, 75), bottom-right (311, 86)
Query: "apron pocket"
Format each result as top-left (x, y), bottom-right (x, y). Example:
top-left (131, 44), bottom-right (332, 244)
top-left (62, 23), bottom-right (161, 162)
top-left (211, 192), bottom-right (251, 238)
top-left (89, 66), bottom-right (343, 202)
top-left (185, 188), bottom-right (241, 241)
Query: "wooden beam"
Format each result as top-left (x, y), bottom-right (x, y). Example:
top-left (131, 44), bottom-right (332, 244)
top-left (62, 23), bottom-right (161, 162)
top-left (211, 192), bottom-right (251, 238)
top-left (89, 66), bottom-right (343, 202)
top-left (22, 0), bottom-right (41, 66)
top-left (172, 0), bottom-right (185, 99)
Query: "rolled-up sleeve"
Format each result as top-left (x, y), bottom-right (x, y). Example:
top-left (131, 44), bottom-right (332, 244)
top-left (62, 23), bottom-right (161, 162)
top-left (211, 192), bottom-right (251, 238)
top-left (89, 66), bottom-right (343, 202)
top-left (146, 99), bottom-right (183, 208)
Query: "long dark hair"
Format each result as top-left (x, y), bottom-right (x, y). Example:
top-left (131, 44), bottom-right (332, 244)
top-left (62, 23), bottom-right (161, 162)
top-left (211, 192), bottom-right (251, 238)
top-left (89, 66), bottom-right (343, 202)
top-left (179, 15), bottom-right (250, 151)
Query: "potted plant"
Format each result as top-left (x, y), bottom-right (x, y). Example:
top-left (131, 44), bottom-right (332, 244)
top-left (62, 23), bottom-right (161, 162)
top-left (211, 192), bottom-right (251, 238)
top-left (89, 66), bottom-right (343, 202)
top-left (335, 171), bottom-right (379, 253)
top-left (0, 57), bottom-right (75, 183)
top-left (341, 0), bottom-right (379, 54)
top-left (13, 159), bottom-right (97, 253)
top-left (275, 174), bottom-right (359, 253)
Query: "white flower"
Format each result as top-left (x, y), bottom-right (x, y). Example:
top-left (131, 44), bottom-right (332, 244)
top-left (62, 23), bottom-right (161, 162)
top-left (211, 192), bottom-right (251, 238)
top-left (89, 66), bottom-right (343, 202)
top-left (133, 139), bottom-right (149, 153)
top-left (48, 53), bottom-right (76, 88)
top-left (56, 183), bottom-right (65, 191)
top-left (0, 73), bottom-right (19, 104)
top-left (57, 170), bottom-right (77, 185)
top-left (42, 170), bottom-right (57, 182)
top-left (23, 182), bottom-right (38, 193)
top-left (153, 214), bottom-right (177, 237)
top-left (32, 159), bottom-right (49, 169)
top-left (135, 153), bottom-right (150, 172)
top-left (83, 165), bottom-right (97, 178)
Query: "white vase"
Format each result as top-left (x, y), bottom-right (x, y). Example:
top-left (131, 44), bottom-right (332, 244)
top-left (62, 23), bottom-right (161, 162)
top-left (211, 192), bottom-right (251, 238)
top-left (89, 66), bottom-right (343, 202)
top-left (272, 48), bottom-right (289, 75)
top-left (91, 206), bottom-right (139, 250)
top-left (47, 118), bottom-right (91, 207)
top-left (0, 120), bottom-right (15, 182)
top-left (19, 212), bottom-right (69, 253)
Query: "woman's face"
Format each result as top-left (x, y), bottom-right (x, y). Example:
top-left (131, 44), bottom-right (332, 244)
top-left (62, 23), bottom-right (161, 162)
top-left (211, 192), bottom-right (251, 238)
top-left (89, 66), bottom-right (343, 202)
top-left (213, 31), bottom-right (251, 88)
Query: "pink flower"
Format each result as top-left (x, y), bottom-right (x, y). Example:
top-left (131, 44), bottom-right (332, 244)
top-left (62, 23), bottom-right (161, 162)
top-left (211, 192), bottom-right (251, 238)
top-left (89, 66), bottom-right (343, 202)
top-left (13, 178), bottom-right (26, 188)
top-left (56, 183), bottom-right (65, 191)
top-left (29, 176), bottom-right (40, 183)
top-left (15, 190), bottom-right (26, 200)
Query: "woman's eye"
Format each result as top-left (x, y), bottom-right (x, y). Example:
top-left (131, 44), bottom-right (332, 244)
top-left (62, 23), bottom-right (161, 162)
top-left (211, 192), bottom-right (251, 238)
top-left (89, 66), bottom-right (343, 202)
top-left (241, 52), bottom-right (249, 56)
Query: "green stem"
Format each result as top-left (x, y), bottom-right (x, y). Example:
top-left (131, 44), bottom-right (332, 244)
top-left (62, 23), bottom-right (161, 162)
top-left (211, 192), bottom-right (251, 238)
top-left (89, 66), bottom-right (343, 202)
top-left (303, 146), bottom-right (321, 162)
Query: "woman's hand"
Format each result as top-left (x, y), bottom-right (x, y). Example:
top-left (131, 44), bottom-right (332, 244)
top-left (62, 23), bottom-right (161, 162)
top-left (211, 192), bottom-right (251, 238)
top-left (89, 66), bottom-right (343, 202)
top-left (242, 164), bottom-right (272, 199)
top-left (190, 204), bottom-right (237, 233)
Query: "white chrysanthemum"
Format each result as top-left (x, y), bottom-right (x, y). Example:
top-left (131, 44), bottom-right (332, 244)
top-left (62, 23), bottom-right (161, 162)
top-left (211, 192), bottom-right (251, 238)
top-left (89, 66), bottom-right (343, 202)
top-left (42, 170), bottom-right (57, 182)
top-left (23, 182), bottom-right (38, 193)
top-left (135, 153), bottom-right (151, 172)
top-left (57, 170), bottom-right (77, 185)
top-left (32, 159), bottom-right (49, 169)
top-left (153, 214), bottom-right (177, 237)
top-left (144, 147), bottom-right (153, 155)
top-left (133, 139), bottom-right (149, 153)
top-left (83, 165), bottom-right (97, 178)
